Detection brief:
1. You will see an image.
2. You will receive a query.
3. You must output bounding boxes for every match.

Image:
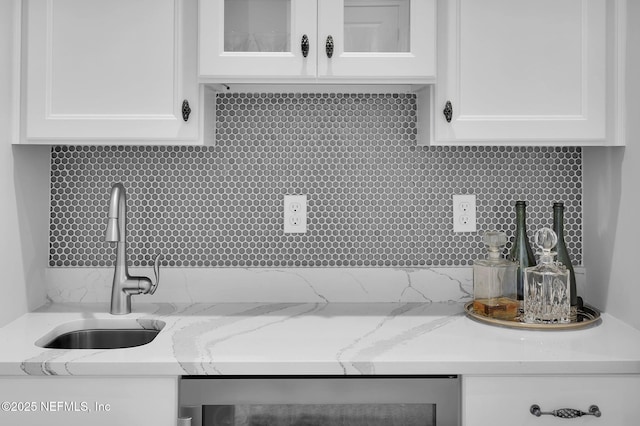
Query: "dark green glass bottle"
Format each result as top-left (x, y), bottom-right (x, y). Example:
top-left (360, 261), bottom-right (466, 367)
top-left (509, 201), bottom-right (536, 303)
top-left (553, 202), bottom-right (577, 321)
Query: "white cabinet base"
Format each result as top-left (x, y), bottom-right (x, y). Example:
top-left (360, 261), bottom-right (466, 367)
top-left (0, 376), bottom-right (178, 426)
top-left (463, 375), bottom-right (640, 426)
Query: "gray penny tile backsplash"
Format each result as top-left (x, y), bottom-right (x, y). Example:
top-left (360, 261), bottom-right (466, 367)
top-left (49, 93), bottom-right (582, 268)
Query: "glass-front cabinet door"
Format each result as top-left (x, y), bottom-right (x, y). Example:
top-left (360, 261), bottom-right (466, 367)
top-left (199, 0), bottom-right (435, 82)
top-left (317, 0), bottom-right (435, 81)
top-left (199, 0), bottom-right (317, 80)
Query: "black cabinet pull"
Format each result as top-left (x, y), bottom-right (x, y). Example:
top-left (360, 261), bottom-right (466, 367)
top-left (301, 34), bottom-right (309, 58)
top-left (182, 100), bottom-right (191, 122)
top-left (326, 35), bottom-right (334, 58)
top-left (530, 404), bottom-right (601, 419)
top-left (443, 101), bottom-right (453, 123)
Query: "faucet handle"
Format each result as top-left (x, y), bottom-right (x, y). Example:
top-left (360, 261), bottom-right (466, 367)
top-left (149, 254), bottom-right (161, 295)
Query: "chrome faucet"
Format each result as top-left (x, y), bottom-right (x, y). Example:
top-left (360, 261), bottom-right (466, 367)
top-left (105, 183), bottom-right (160, 315)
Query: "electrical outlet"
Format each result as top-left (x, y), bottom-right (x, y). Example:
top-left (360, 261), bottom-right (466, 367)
top-left (284, 195), bottom-right (307, 233)
top-left (453, 195), bottom-right (477, 233)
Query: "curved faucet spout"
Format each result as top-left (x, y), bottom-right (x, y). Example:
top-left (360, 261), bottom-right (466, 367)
top-left (105, 183), bottom-right (126, 242)
top-left (104, 183), bottom-right (160, 315)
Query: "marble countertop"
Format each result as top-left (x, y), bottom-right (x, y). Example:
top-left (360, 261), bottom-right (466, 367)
top-left (1, 302), bottom-right (640, 376)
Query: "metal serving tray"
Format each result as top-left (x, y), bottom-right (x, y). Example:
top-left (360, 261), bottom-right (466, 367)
top-left (464, 302), bottom-right (601, 330)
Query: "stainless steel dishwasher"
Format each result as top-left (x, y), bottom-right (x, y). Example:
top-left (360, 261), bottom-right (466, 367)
top-left (179, 375), bottom-right (460, 426)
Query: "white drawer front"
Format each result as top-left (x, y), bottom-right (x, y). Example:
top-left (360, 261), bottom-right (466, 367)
top-left (463, 375), bottom-right (640, 426)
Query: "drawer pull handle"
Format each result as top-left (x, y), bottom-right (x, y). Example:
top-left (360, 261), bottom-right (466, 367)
top-left (326, 35), bottom-right (334, 58)
top-left (182, 100), bottom-right (191, 122)
top-left (443, 100), bottom-right (453, 122)
top-left (530, 404), bottom-right (601, 419)
top-left (301, 34), bottom-right (309, 58)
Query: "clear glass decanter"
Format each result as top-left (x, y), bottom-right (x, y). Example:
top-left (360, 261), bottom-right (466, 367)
top-left (523, 228), bottom-right (571, 324)
top-left (473, 231), bottom-right (518, 320)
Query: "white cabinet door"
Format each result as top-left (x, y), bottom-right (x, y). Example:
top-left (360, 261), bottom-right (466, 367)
top-left (198, 0), bottom-right (435, 83)
top-left (435, 0), bottom-right (606, 144)
top-left (25, 0), bottom-right (199, 142)
top-left (317, 0), bottom-right (435, 82)
top-left (0, 376), bottom-right (178, 426)
top-left (199, 0), bottom-right (318, 81)
top-left (463, 375), bottom-right (640, 426)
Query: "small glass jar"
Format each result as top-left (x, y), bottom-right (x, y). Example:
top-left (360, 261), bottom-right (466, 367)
top-left (523, 228), bottom-right (571, 324)
top-left (473, 231), bottom-right (518, 320)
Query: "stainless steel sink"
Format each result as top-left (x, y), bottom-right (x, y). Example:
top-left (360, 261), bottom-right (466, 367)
top-left (36, 319), bottom-right (165, 350)
top-left (43, 328), bottom-right (160, 349)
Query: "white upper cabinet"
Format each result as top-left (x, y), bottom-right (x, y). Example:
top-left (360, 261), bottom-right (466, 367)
top-left (199, 0), bottom-right (436, 83)
top-left (23, 0), bottom-right (202, 143)
top-left (199, 0), bottom-right (318, 81)
top-left (317, 0), bottom-right (436, 81)
top-left (435, 0), bottom-right (609, 145)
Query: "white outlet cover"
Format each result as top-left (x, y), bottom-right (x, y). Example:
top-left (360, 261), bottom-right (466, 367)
top-left (284, 195), bottom-right (307, 233)
top-left (453, 194), bottom-right (477, 233)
